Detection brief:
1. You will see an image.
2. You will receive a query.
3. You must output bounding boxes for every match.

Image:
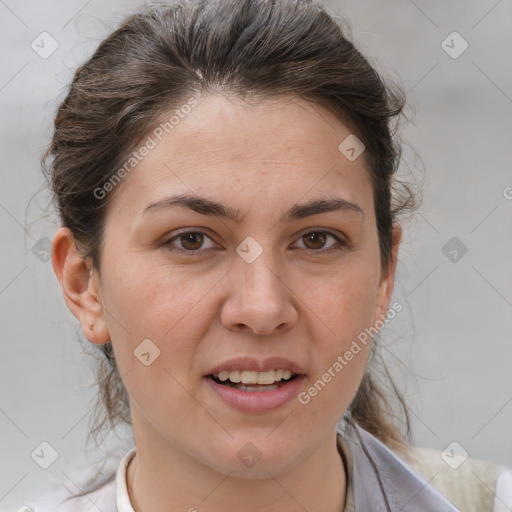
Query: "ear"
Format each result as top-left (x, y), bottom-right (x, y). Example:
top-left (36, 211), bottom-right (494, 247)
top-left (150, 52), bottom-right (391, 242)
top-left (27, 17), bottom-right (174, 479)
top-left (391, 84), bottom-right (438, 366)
top-left (374, 222), bottom-right (402, 324)
top-left (51, 227), bottom-right (110, 345)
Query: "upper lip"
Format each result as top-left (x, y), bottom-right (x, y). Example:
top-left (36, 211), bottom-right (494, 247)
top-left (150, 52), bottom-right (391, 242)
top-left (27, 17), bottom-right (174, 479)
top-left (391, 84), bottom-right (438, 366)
top-left (205, 356), bottom-right (306, 376)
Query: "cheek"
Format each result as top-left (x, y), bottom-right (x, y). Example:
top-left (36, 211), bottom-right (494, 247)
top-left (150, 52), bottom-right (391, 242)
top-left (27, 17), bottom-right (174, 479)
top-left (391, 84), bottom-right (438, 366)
top-left (102, 250), bottom-right (217, 340)
top-left (300, 343), bottom-right (371, 419)
top-left (300, 255), bottom-right (380, 390)
top-left (306, 257), bottom-right (381, 337)
top-left (101, 265), bottom-right (213, 428)
top-left (99, 253), bottom-right (216, 400)
top-left (295, 288), bottom-right (374, 434)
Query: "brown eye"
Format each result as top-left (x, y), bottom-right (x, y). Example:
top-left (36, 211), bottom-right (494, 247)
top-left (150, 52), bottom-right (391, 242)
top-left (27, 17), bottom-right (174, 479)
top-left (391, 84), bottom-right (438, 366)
top-left (302, 232), bottom-right (327, 250)
top-left (163, 231), bottom-right (217, 253)
top-left (293, 230), bottom-right (346, 254)
top-left (179, 232), bottom-right (204, 250)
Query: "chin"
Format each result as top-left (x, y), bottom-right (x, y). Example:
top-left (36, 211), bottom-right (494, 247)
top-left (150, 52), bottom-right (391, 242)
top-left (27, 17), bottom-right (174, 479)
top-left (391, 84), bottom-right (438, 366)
top-left (204, 442), bottom-right (302, 479)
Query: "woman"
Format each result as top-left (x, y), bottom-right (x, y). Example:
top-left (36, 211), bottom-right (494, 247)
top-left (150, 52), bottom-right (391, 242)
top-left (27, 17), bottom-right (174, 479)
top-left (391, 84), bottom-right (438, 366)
top-left (20, 0), bottom-right (511, 511)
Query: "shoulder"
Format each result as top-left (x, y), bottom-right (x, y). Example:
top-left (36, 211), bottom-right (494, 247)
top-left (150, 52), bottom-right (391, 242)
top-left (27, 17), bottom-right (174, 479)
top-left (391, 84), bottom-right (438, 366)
top-left (337, 423), bottom-right (511, 512)
top-left (405, 445), bottom-right (512, 512)
top-left (16, 445), bottom-right (135, 512)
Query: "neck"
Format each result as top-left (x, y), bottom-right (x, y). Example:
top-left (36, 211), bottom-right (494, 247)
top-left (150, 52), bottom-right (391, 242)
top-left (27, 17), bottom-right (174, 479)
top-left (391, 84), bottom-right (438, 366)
top-left (126, 429), bottom-right (346, 512)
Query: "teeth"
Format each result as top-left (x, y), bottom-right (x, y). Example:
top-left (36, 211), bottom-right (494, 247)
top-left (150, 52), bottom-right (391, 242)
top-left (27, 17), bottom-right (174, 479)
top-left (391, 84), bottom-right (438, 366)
top-left (215, 369), bottom-right (294, 385)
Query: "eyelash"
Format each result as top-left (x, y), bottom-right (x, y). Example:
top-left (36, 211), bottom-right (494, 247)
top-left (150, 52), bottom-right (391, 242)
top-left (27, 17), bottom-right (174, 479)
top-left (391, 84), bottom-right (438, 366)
top-left (161, 229), bottom-right (347, 255)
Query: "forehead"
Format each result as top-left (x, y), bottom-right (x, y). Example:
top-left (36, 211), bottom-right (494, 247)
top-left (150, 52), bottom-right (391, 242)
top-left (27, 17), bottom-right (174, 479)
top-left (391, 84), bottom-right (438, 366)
top-left (160, 93), bottom-right (360, 168)
top-left (105, 93), bottom-right (373, 217)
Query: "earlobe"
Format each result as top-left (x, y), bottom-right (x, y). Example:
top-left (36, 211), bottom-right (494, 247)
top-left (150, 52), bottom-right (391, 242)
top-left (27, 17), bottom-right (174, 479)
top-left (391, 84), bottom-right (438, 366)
top-left (374, 223), bottom-right (402, 324)
top-left (51, 227), bottom-right (110, 345)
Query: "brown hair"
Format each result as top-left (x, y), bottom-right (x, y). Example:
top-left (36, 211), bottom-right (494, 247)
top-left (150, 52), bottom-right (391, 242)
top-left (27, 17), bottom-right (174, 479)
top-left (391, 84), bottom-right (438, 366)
top-left (43, 0), bottom-right (418, 497)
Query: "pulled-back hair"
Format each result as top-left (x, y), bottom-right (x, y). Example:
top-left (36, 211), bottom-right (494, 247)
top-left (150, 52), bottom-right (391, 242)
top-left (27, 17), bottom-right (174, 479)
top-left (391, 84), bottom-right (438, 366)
top-left (43, 0), bottom-right (418, 496)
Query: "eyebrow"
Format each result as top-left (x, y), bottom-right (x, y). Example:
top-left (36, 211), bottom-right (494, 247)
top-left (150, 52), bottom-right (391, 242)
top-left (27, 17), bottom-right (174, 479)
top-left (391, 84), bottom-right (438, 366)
top-left (142, 194), bottom-right (364, 223)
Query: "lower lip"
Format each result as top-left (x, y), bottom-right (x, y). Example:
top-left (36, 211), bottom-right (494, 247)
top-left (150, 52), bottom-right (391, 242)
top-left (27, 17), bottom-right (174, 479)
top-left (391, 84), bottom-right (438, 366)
top-left (204, 375), bottom-right (306, 413)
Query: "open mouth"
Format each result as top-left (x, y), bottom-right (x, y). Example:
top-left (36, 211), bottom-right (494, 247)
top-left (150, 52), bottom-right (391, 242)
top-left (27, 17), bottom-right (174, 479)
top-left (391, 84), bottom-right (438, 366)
top-left (207, 370), bottom-right (298, 392)
top-left (204, 369), bottom-right (306, 411)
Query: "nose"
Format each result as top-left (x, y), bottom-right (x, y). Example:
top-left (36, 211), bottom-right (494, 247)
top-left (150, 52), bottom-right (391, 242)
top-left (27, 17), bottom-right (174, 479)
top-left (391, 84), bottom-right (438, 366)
top-left (219, 249), bottom-right (299, 336)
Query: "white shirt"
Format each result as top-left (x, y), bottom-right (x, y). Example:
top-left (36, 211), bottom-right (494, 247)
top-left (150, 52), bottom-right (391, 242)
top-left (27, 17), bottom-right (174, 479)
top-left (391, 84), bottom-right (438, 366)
top-left (116, 448), bottom-right (137, 512)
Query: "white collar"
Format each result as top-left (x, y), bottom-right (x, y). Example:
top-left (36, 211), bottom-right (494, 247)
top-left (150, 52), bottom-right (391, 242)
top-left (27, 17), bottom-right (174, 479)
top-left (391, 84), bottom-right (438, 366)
top-left (116, 447), bottom-right (136, 512)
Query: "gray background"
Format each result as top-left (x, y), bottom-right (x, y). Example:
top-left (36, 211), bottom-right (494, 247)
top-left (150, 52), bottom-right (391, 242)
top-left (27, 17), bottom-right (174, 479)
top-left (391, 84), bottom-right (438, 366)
top-left (1, 0), bottom-right (511, 509)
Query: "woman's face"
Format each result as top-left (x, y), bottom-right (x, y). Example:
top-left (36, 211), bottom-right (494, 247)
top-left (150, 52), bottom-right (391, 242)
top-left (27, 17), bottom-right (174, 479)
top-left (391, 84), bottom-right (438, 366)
top-left (81, 93), bottom-right (399, 476)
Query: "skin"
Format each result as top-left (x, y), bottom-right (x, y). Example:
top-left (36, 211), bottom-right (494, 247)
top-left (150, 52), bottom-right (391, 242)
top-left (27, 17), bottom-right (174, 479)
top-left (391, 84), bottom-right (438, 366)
top-left (52, 93), bottom-right (401, 512)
